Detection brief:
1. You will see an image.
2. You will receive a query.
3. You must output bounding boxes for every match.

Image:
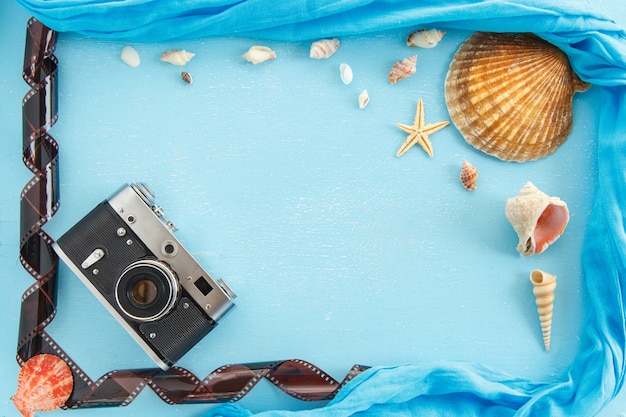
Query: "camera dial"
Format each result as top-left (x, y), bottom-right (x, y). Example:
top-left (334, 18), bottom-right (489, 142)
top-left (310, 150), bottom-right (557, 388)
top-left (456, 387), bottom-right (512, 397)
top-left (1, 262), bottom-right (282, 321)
top-left (115, 259), bottom-right (180, 322)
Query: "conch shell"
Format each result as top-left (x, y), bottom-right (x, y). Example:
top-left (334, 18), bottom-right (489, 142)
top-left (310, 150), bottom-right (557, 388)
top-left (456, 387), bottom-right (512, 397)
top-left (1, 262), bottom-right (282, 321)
top-left (505, 182), bottom-right (569, 256)
top-left (310, 38), bottom-right (340, 59)
top-left (530, 269), bottom-right (557, 351)
top-left (160, 49), bottom-right (195, 66)
top-left (459, 159), bottom-right (478, 191)
top-left (242, 46), bottom-right (276, 64)
top-left (388, 55), bottom-right (417, 84)
top-left (406, 28), bottom-right (445, 48)
top-left (444, 32), bottom-right (590, 162)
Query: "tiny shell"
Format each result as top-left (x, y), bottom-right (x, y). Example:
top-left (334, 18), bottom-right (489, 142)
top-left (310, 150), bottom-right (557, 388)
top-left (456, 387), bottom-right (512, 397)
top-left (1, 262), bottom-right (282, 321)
top-left (13, 354), bottom-right (73, 417)
top-left (310, 38), bottom-right (340, 59)
top-left (459, 160), bottom-right (478, 190)
top-left (181, 71), bottom-right (193, 84)
top-left (160, 49), bottom-right (195, 66)
top-left (242, 46), bottom-right (276, 64)
top-left (340, 63), bottom-right (353, 85)
top-left (407, 28), bottom-right (445, 48)
top-left (530, 269), bottom-right (557, 351)
top-left (505, 182), bottom-right (569, 256)
top-left (120, 45), bottom-right (140, 67)
top-left (388, 55), bottom-right (417, 84)
top-left (358, 89), bottom-right (370, 109)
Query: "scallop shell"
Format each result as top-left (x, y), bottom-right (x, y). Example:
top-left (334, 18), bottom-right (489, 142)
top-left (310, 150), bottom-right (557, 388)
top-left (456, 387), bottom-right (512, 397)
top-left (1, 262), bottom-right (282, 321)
top-left (12, 354), bottom-right (74, 417)
top-left (358, 89), bottom-right (370, 109)
top-left (388, 55), bottom-right (417, 84)
top-left (505, 182), bottom-right (569, 256)
top-left (120, 45), bottom-right (140, 67)
top-left (444, 32), bottom-right (590, 162)
top-left (340, 63), bottom-right (353, 85)
top-left (241, 46), bottom-right (276, 64)
top-left (407, 28), bottom-right (445, 48)
top-left (530, 269), bottom-right (557, 351)
top-left (310, 38), bottom-right (340, 59)
top-left (160, 49), bottom-right (195, 66)
top-left (459, 159), bottom-right (478, 191)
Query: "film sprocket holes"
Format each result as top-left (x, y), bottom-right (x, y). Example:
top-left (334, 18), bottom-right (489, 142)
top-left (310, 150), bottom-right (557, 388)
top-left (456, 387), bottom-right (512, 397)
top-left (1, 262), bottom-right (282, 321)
top-left (53, 183), bottom-right (236, 370)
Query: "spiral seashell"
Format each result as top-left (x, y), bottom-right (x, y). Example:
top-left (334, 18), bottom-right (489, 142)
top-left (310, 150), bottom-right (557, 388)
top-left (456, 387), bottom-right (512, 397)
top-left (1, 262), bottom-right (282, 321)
top-left (358, 89), bottom-right (370, 109)
top-left (406, 28), bottom-right (445, 48)
top-left (505, 182), bottom-right (569, 256)
top-left (459, 159), bottom-right (478, 190)
top-left (12, 354), bottom-right (74, 417)
top-left (310, 38), bottom-right (340, 59)
top-left (444, 32), bottom-right (590, 162)
top-left (241, 46), bottom-right (276, 64)
top-left (160, 49), bottom-right (195, 66)
top-left (120, 45), bottom-right (140, 67)
top-left (530, 269), bottom-right (557, 351)
top-left (388, 55), bottom-right (417, 84)
top-left (340, 63), bottom-right (353, 85)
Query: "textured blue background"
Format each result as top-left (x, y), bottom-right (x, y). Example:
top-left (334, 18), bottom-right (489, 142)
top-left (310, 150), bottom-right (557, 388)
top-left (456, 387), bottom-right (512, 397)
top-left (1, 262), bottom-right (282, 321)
top-left (1, 1), bottom-right (626, 416)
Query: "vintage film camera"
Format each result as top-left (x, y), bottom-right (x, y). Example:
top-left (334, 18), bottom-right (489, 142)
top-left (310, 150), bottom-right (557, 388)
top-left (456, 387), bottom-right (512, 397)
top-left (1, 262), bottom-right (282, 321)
top-left (53, 183), bottom-right (236, 370)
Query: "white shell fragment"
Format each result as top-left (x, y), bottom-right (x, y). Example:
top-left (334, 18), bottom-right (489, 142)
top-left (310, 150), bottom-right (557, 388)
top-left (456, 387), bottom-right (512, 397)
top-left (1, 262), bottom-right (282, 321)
top-left (310, 38), bottom-right (340, 59)
top-left (340, 63), bottom-right (353, 85)
top-left (181, 71), bottom-right (193, 84)
top-left (241, 46), bottom-right (276, 64)
top-left (120, 45), bottom-right (140, 67)
top-left (530, 269), bottom-right (557, 351)
top-left (358, 90), bottom-right (370, 109)
top-left (505, 182), bottom-right (569, 256)
top-left (160, 49), bottom-right (195, 66)
top-left (407, 28), bottom-right (446, 48)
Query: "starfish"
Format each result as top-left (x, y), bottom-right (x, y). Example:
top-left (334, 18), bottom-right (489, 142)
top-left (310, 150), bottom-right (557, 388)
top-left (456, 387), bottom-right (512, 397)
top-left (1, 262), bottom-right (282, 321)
top-left (395, 99), bottom-right (450, 157)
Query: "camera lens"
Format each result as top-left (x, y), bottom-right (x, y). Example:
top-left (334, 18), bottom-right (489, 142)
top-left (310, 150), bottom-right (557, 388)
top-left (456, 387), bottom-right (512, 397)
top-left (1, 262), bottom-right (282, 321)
top-left (115, 260), bottom-right (179, 322)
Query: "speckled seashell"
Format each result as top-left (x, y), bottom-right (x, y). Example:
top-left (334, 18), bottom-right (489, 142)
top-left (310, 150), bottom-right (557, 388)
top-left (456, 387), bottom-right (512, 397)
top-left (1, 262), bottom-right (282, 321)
top-left (445, 32), bottom-right (590, 162)
top-left (241, 46), bottom-right (276, 64)
top-left (120, 45), bottom-right (140, 67)
top-left (181, 71), bottom-right (193, 84)
top-left (160, 49), bottom-right (195, 66)
top-left (340, 63), bottom-right (353, 85)
top-left (358, 89), bottom-right (370, 109)
top-left (459, 159), bottom-right (478, 190)
top-left (505, 182), bottom-right (569, 256)
top-left (12, 354), bottom-right (74, 417)
top-left (310, 38), bottom-right (340, 59)
top-left (530, 269), bottom-right (557, 351)
top-left (388, 55), bottom-right (417, 84)
top-left (406, 28), bottom-right (445, 48)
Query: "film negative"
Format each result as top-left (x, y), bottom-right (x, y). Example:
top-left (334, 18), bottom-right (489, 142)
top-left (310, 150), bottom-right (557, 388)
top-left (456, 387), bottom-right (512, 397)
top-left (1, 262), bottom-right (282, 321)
top-left (16, 17), bottom-right (369, 409)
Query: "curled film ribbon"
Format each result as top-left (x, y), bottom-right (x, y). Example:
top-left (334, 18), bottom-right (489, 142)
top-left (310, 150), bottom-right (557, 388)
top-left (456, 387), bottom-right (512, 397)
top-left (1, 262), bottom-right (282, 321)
top-left (16, 17), bottom-right (369, 409)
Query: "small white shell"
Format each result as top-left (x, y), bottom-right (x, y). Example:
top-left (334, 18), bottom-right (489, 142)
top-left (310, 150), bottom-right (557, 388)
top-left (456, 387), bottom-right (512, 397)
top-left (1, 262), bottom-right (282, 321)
top-left (310, 38), bottom-right (340, 59)
top-left (388, 55), bottom-right (417, 84)
top-left (358, 90), bottom-right (370, 109)
top-left (241, 46), bottom-right (276, 64)
top-left (160, 49), bottom-right (195, 66)
top-left (407, 28), bottom-right (445, 48)
top-left (120, 45), bottom-right (140, 67)
top-left (340, 63), bottom-right (353, 85)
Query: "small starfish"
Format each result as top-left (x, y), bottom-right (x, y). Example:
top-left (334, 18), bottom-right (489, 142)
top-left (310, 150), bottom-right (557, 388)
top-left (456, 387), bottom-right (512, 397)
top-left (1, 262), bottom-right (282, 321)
top-left (396, 99), bottom-right (449, 157)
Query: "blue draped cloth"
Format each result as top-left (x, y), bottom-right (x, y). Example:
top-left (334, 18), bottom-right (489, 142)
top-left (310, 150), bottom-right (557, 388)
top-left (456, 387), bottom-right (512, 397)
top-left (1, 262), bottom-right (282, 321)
top-left (14, 1), bottom-right (626, 416)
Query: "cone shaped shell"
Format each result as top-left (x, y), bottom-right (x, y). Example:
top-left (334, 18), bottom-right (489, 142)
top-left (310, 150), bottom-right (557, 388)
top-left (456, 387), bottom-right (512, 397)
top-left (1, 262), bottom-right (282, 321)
top-left (505, 182), bottom-right (569, 256)
top-left (530, 269), bottom-right (557, 351)
top-left (444, 32), bottom-right (590, 162)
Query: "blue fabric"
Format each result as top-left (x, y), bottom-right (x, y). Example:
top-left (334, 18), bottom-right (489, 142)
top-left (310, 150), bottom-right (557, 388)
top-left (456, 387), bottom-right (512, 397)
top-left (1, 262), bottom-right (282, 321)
top-left (13, 1), bottom-right (626, 416)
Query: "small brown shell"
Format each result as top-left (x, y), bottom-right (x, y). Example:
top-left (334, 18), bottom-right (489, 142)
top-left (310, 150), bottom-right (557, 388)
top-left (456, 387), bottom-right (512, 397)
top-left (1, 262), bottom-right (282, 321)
top-left (459, 160), bottom-right (478, 190)
top-left (13, 354), bottom-right (74, 417)
top-left (388, 55), bottom-right (417, 84)
top-left (181, 71), bottom-right (193, 84)
top-left (444, 32), bottom-right (590, 162)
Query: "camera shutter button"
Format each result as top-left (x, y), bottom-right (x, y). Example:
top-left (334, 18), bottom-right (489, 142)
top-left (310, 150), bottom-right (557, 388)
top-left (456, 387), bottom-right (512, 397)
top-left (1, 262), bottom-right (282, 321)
top-left (81, 248), bottom-right (105, 269)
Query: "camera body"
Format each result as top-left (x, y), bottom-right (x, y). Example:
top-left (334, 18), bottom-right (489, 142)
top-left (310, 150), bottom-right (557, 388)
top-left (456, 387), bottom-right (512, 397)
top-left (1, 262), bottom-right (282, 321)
top-left (53, 183), bottom-right (236, 370)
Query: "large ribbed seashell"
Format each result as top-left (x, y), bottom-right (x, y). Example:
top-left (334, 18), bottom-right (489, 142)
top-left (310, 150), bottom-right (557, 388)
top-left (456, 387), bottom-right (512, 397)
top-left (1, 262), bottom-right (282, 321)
top-left (310, 38), bottom-right (340, 59)
top-left (445, 32), bottom-right (590, 162)
top-left (505, 182), bottom-right (569, 256)
top-left (12, 354), bottom-right (74, 417)
top-left (530, 269), bottom-right (557, 351)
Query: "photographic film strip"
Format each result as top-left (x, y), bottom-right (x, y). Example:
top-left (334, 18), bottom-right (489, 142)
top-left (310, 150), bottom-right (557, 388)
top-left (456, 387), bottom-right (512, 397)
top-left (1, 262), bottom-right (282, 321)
top-left (16, 17), bottom-right (369, 409)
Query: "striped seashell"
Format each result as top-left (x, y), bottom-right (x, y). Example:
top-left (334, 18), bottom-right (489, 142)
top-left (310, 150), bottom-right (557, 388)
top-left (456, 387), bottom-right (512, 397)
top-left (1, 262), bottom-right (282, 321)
top-left (160, 49), bottom-right (195, 66)
top-left (406, 28), bottom-right (445, 48)
top-left (12, 354), bottom-right (74, 417)
top-left (242, 46), bottom-right (276, 64)
top-left (388, 55), bottom-right (417, 84)
top-left (530, 269), bottom-right (557, 351)
top-left (181, 71), bottom-right (193, 84)
top-left (459, 159), bottom-right (478, 190)
top-left (310, 38), bottom-right (340, 59)
top-left (444, 32), bottom-right (590, 162)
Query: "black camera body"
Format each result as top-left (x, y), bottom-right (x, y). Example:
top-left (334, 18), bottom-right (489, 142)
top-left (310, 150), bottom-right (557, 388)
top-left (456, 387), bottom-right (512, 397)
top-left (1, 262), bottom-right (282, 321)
top-left (53, 183), bottom-right (236, 370)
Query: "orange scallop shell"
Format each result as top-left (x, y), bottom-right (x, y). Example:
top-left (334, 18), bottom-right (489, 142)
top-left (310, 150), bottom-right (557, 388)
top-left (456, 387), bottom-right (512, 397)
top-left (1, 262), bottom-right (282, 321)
top-left (13, 354), bottom-right (73, 417)
top-left (444, 32), bottom-right (590, 162)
